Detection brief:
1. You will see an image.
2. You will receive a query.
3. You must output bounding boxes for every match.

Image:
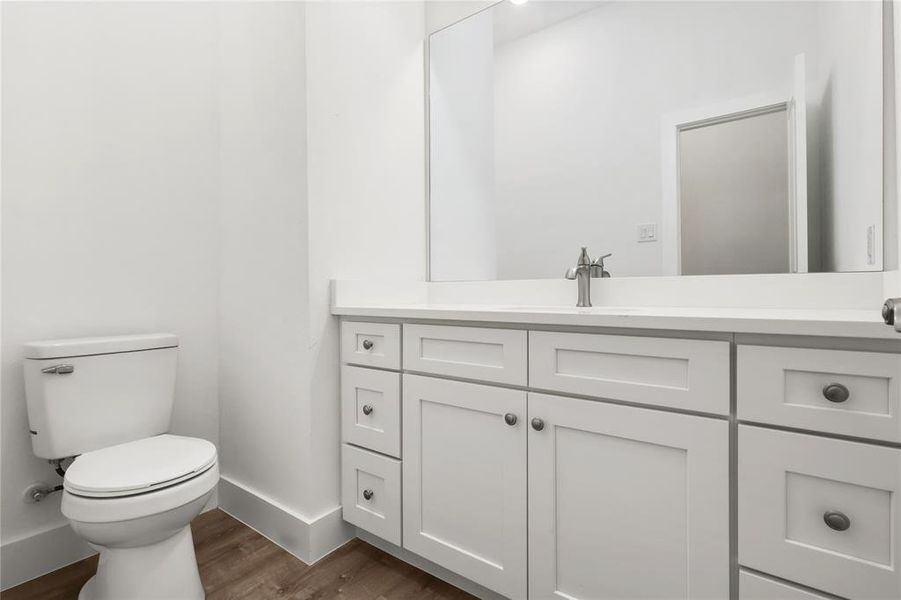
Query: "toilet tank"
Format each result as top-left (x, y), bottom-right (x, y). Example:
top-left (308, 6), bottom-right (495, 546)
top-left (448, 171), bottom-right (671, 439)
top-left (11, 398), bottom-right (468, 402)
top-left (23, 333), bottom-right (179, 459)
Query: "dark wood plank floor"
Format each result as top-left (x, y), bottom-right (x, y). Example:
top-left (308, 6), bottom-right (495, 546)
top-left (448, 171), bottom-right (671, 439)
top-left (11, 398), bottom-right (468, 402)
top-left (2, 509), bottom-right (475, 600)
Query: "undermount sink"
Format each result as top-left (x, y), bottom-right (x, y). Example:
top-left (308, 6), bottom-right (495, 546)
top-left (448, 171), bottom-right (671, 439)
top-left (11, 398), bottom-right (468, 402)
top-left (520, 305), bottom-right (642, 314)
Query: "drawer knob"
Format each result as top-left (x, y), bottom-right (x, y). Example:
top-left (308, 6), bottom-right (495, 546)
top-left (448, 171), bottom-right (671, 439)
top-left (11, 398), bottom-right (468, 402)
top-left (822, 383), bottom-right (850, 403)
top-left (823, 510), bottom-right (851, 531)
top-left (362, 339), bottom-right (374, 350)
top-left (362, 489), bottom-right (374, 501)
top-left (531, 417), bottom-right (545, 431)
top-left (504, 413), bottom-right (518, 426)
top-left (362, 404), bottom-right (374, 416)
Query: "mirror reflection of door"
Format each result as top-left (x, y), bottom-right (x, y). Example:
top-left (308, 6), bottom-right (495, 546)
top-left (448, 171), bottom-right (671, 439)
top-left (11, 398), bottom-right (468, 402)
top-left (679, 108), bottom-right (790, 276)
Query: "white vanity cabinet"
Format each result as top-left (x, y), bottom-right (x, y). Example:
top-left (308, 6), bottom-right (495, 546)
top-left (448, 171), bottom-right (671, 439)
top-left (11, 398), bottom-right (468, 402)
top-left (528, 392), bottom-right (730, 599)
top-left (339, 317), bottom-right (900, 600)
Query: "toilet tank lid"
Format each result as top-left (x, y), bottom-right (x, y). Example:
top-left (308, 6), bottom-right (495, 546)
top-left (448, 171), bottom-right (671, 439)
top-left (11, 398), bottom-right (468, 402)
top-left (24, 333), bottom-right (178, 359)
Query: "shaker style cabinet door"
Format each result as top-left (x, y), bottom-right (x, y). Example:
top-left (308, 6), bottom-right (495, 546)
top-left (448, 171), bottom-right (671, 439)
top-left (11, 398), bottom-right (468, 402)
top-left (528, 393), bottom-right (730, 600)
top-left (402, 375), bottom-right (527, 599)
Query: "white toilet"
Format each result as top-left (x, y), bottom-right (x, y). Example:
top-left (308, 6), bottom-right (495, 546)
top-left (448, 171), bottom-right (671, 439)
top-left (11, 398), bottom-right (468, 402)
top-left (23, 333), bottom-right (218, 600)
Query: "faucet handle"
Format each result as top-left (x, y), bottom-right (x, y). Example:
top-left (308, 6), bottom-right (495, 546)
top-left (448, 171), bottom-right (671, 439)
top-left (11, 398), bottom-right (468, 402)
top-left (591, 253), bottom-right (612, 278)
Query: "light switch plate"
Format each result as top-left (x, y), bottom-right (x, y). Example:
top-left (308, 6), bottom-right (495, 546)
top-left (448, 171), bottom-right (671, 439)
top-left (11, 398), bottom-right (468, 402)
top-left (637, 223), bottom-right (657, 243)
top-left (867, 224), bottom-right (876, 265)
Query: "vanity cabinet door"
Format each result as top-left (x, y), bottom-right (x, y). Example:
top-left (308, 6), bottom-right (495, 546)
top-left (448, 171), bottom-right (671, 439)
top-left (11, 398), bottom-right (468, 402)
top-left (528, 393), bottom-right (730, 600)
top-left (402, 375), bottom-right (527, 599)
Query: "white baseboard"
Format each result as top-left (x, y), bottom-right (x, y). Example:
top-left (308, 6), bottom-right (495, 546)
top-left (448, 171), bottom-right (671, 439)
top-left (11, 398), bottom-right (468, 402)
top-left (217, 475), bottom-right (353, 564)
top-left (0, 522), bottom-right (94, 591)
top-left (355, 529), bottom-right (505, 600)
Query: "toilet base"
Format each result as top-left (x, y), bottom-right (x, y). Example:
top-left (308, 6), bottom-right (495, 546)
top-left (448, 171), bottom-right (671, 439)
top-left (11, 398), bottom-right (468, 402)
top-left (77, 525), bottom-right (205, 600)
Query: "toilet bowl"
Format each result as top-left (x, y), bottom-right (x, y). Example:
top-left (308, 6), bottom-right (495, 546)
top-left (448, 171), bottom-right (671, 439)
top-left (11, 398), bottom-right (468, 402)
top-left (61, 434), bottom-right (218, 600)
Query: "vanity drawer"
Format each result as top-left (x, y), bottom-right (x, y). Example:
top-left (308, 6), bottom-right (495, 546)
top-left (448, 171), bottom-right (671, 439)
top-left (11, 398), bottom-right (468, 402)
top-left (738, 345), bottom-right (901, 443)
top-left (738, 425), bottom-right (901, 600)
top-left (739, 570), bottom-right (832, 600)
top-left (529, 331), bottom-right (729, 414)
top-left (402, 324), bottom-right (527, 385)
top-left (341, 321), bottom-right (400, 370)
top-left (342, 366), bottom-right (401, 458)
top-left (341, 444), bottom-right (401, 546)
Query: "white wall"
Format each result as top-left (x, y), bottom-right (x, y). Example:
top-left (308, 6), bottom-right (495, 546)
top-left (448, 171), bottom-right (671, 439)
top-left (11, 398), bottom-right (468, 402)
top-left (2, 4), bottom-right (428, 586)
top-left (494, 2), bottom-right (797, 278)
top-left (305, 0), bottom-right (425, 516)
top-left (885, 0), bottom-right (897, 274)
top-left (429, 9), bottom-right (497, 281)
top-left (1, 1), bottom-right (221, 586)
top-left (891, 0), bottom-right (901, 297)
top-left (217, 1), bottom-right (311, 523)
top-left (816, 0), bottom-right (885, 271)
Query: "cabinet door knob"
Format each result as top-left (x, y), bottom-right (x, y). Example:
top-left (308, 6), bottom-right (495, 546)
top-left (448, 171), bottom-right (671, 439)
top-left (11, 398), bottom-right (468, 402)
top-left (823, 510), bottom-right (851, 531)
top-left (822, 383), bottom-right (849, 403)
top-left (362, 489), bottom-right (374, 501)
top-left (362, 404), bottom-right (374, 416)
top-left (531, 417), bottom-right (545, 431)
top-left (504, 413), bottom-right (517, 426)
top-left (362, 339), bottom-right (374, 350)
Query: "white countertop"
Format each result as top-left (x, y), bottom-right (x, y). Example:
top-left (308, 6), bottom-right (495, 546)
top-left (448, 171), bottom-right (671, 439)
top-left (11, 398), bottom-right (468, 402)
top-left (331, 302), bottom-right (900, 339)
top-left (331, 275), bottom-right (901, 340)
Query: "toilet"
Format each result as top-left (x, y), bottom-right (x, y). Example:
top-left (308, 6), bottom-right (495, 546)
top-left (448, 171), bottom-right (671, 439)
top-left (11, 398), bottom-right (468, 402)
top-left (23, 333), bottom-right (218, 600)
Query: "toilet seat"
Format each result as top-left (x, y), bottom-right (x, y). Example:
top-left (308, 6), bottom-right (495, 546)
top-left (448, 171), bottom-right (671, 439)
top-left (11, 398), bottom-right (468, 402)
top-left (65, 434), bottom-right (217, 498)
top-left (62, 434), bottom-right (218, 525)
top-left (62, 458), bottom-right (219, 525)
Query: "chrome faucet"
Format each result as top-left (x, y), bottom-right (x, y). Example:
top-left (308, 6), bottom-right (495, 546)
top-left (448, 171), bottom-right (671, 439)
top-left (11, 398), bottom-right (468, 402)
top-left (565, 247), bottom-right (612, 307)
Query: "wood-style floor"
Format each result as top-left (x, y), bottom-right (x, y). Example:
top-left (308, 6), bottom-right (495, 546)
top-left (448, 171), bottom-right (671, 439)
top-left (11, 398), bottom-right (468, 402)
top-left (2, 509), bottom-right (475, 600)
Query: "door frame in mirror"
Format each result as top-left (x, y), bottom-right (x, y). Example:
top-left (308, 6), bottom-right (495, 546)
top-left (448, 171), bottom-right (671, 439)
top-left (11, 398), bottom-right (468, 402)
top-left (660, 75), bottom-right (808, 276)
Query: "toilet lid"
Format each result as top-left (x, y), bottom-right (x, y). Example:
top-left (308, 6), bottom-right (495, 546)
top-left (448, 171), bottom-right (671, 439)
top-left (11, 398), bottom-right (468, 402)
top-left (64, 434), bottom-right (217, 498)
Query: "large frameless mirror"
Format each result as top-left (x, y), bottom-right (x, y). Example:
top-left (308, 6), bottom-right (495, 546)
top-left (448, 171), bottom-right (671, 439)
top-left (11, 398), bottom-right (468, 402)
top-left (428, 0), bottom-right (889, 281)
